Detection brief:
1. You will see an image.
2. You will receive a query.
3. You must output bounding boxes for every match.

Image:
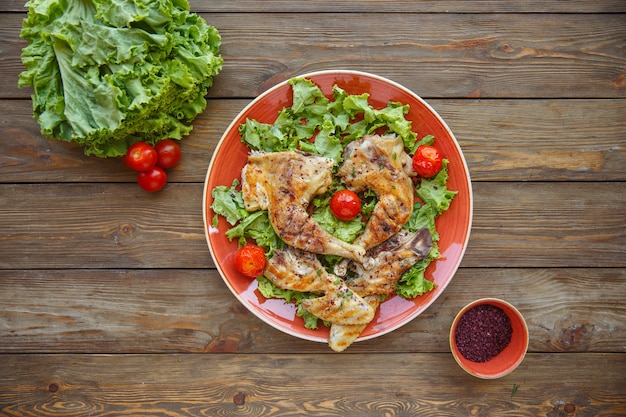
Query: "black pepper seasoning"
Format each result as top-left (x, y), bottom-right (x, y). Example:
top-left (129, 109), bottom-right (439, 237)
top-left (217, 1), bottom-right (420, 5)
top-left (455, 304), bottom-right (513, 362)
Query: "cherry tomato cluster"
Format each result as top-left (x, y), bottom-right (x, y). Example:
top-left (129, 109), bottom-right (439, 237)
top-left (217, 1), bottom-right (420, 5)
top-left (233, 243), bottom-right (267, 278)
top-left (122, 140), bottom-right (181, 192)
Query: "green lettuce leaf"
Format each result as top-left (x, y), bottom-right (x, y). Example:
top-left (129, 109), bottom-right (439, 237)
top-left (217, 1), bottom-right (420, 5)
top-left (416, 160), bottom-right (458, 216)
top-left (211, 179), bottom-right (283, 253)
top-left (19, 0), bottom-right (222, 157)
top-left (225, 210), bottom-right (283, 253)
top-left (238, 78), bottom-right (424, 164)
top-left (396, 160), bottom-right (456, 297)
top-left (211, 179), bottom-right (246, 226)
top-left (311, 205), bottom-right (364, 243)
top-left (257, 277), bottom-right (322, 329)
top-left (395, 259), bottom-right (438, 299)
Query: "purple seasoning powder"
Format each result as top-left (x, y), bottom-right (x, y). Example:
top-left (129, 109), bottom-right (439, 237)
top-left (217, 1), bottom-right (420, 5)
top-left (455, 304), bottom-right (513, 363)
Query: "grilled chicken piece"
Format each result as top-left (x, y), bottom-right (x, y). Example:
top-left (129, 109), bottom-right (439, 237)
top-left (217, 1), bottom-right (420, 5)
top-left (328, 295), bottom-right (380, 352)
top-left (263, 246), bottom-right (328, 293)
top-left (348, 228), bottom-right (433, 296)
top-left (301, 281), bottom-right (375, 326)
top-left (242, 151), bottom-right (365, 263)
top-left (337, 134), bottom-right (414, 250)
top-left (264, 245), bottom-right (375, 330)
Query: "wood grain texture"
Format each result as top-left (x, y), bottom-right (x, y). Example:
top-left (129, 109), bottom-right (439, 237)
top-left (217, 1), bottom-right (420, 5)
top-left (1, 4), bottom-right (625, 415)
top-left (1, 353), bottom-right (625, 416)
top-left (2, 1), bottom-right (626, 14)
top-left (1, 98), bottom-right (624, 183)
top-left (468, 182), bottom-right (625, 268)
top-left (3, 13), bottom-right (625, 99)
top-left (194, 1), bottom-right (626, 13)
top-left (0, 183), bottom-right (212, 269)
top-left (0, 182), bottom-right (623, 269)
top-left (0, 268), bottom-right (624, 354)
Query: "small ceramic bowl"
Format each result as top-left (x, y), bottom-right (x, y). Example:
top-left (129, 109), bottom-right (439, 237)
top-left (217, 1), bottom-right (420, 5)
top-left (450, 298), bottom-right (529, 379)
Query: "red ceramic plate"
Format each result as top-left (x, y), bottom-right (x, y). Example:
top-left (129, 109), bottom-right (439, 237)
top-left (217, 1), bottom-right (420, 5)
top-left (203, 70), bottom-right (472, 344)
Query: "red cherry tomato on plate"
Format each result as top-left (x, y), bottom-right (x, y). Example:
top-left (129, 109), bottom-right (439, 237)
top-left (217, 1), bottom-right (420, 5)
top-left (137, 166), bottom-right (167, 192)
top-left (234, 244), bottom-right (267, 278)
top-left (125, 142), bottom-right (157, 172)
top-left (330, 189), bottom-right (361, 221)
top-left (412, 145), bottom-right (443, 178)
top-left (154, 139), bottom-right (182, 169)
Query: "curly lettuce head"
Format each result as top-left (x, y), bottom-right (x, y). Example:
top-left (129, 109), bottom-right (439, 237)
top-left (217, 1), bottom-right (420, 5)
top-left (18, 0), bottom-right (222, 157)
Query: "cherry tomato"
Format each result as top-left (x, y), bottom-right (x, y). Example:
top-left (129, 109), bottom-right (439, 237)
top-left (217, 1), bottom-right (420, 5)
top-left (412, 145), bottom-right (443, 178)
top-left (125, 142), bottom-right (157, 172)
top-left (233, 244), bottom-right (267, 278)
top-left (330, 189), bottom-right (361, 221)
top-left (137, 166), bottom-right (167, 192)
top-left (154, 139), bottom-right (182, 169)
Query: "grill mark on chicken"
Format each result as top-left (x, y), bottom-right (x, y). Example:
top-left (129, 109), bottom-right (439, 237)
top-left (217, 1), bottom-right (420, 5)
top-left (328, 295), bottom-right (380, 352)
top-left (301, 281), bottom-right (375, 326)
top-left (263, 246), bottom-right (328, 293)
top-left (242, 151), bottom-right (366, 263)
top-left (338, 134), bottom-right (414, 250)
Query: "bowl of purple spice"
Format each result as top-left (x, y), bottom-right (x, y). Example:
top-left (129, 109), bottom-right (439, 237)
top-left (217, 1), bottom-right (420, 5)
top-left (450, 298), bottom-right (529, 379)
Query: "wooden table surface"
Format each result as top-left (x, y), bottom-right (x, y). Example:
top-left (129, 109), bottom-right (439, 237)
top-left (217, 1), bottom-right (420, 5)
top-left (1, 1), bottom-right (625, 416)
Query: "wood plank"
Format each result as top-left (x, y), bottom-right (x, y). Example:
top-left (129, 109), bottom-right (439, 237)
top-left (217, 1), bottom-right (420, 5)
top-left (0, 268), bottom-right (624, 354)
top-left (0, 353), bottom-right (624, 416)
top-left (0, 183), bottom-right (213, 270)
top-left (192, 1), bottom-right (626, 13)
top-left (1, 98), bottom-right (624, 183)
top-left (1, 182), bottom-right (622, 269)
top-left (3, 13), bottom-right (625, 99)
top-left (3, 1), bottom-right (626, 13)
top-left (468, 182), bottom-right (625, 268)
top-left (431, 99), bottom-right (626, 182)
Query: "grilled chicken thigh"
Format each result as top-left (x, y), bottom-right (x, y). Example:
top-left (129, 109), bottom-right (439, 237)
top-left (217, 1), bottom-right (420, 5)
top-left (263, 246), bottom-right (328, 293)
top-left (242, 151), bottom-right (366, 263)
top-left (338, 134), bottom-right (414, 250)
top-left (301, 282), bottom-right (375, 326)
